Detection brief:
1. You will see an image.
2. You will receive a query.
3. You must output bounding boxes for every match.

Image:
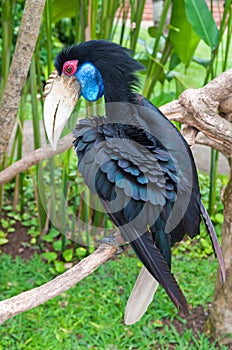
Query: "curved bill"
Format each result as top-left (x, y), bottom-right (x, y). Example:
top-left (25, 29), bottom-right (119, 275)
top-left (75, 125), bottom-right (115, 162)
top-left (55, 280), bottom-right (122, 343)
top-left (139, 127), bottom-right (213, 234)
top-left (44, 71), bottom-right (80, 150)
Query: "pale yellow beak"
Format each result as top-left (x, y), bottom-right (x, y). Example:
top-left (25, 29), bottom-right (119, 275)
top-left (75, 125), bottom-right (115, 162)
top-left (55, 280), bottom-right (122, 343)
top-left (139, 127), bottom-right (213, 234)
top-left (43, 70), bottom-right (80, 150)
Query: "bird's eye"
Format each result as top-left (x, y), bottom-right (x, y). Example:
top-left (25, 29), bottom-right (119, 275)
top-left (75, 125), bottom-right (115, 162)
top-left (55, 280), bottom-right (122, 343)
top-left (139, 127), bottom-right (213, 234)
top-left (62, 60), bottom-right (79, 76)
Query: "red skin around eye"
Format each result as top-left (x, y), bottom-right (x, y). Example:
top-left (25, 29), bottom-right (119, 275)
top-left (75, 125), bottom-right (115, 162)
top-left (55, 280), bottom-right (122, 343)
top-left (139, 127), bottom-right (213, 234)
top-left (62, 60), bottom-right (79, 76)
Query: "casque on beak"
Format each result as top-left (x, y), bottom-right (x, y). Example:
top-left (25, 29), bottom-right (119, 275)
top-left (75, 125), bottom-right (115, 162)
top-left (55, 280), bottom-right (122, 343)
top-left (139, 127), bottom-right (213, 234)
top-left (43, 70), bottom-right (80, 150)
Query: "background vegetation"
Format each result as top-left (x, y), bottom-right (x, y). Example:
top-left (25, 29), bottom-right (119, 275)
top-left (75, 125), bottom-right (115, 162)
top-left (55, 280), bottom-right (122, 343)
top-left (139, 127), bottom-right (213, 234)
top-left (0, 0), bottom-right (231, 348)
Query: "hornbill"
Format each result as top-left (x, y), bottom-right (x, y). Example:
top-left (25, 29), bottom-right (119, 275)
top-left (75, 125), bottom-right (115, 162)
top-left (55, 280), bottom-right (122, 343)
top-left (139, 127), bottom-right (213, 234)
top-left (43, 40), bottom-right (225, 322)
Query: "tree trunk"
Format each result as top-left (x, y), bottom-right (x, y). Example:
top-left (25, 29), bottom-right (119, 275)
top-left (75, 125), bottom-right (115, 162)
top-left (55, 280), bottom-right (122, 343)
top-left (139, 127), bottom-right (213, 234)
top-left (206, 157), bottom-right (232, 345)
top-left (0, 0), bottom-right (45, 164)
top-left (160, 77), bottom-right (232, 343)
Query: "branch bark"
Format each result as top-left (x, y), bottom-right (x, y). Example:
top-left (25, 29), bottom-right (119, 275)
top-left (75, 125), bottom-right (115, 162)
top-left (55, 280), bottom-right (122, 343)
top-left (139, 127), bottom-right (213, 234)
top-left (160, 69), bottom-right (232, 157)
top-left (0, 0), bottom-right (46, 164)
top-left (0, 242), bottom-right (118, 325)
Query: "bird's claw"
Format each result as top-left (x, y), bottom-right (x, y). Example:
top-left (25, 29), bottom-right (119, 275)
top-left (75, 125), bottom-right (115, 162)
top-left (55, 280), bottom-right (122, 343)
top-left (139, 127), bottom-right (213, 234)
top-left (98, 234), bottom-right (128, 255)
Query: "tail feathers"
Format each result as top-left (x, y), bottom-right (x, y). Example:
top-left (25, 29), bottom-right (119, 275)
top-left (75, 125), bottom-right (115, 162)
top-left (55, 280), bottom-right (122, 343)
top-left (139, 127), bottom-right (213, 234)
top-left (102, 202), bottom-right (188, 315)
top-left (124, 266), bottom-right (159, 325)
top-left (200, 200), bottom-right (226, 283)
top-left (130, 230), bottom-right (189, 315)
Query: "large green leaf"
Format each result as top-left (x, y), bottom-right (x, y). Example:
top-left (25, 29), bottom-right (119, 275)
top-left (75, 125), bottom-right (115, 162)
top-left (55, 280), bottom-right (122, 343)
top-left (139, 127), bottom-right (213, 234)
top-left (184, 0), bottom-right (219, 49)
top-left (52, 0), bottom-right (78, 22)
top-left (169, 0), bottom-right (200, 65)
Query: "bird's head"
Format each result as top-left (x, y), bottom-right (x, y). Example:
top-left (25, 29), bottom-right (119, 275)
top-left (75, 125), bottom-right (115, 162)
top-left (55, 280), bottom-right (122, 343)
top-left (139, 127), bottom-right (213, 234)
top-left (43, 40), bottom-right (143, 149)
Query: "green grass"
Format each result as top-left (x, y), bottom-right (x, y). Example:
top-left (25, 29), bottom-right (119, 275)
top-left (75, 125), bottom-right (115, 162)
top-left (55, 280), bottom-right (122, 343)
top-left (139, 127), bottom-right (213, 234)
top-left (0, 252), bottom-right (228, 349)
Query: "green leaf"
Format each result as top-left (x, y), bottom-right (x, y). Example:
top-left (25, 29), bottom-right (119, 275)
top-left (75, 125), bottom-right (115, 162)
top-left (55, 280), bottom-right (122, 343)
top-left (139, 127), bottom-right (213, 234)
top-left (151, 92), bottom-right (176, 107)
top-left (28, 227), bottom-right (39, 236)
top-left (54, 260), bottom-right (65, 273)
top-left (75, 247), bottom-right (87, 258)
top-left (42, 252), bottom-right (58, 263)
top-left (4, 205), bottom-right (13, 211)
top-left (169, 0), bottom-right (200, 65)
top-left (0, 230), bottom-right (7, 238)
top-left (174, 75), bottom-right (186, 96)
top-left (48, 227), bottom-right (60, 238)
top-left (30, 237), bottom-right (37, 245)
top-left (42, 228), bottom-right (60, 242)
top-left (52, 0), bottom-right (78, 22)
top-left (1, 219), bottom-right (9, 229)
top-left (148, 26), bottom-right (158, 38)
top-left (7, 211), bottom-right (21, 220)
top-left (62, 249), bottom-right (73, 262)
top-left (22, 221), bottom-right (32, 227)
top-left (22, 213), bottom-right (30, 220)
top-left (89, 246), bottom-right (95, 254)
top-left (53, 240), bottom-right (62, 251)
top-left (169, 53), bottom-right (181, 71)
top-left (192, 56), bottom-right (210, 68)
top-left (0, 238), bottom-right (9, 245)
top-left (213, 213), bottom-right (224, 224)
top-left (43, 234), bottom-right (55, 243)
top-left (184, 0), bottom-right (219, 49)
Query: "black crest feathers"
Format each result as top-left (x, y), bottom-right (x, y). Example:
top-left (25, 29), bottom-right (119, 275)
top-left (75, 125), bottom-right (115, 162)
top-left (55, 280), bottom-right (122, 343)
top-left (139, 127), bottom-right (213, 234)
top-left (54, 40), bottom-right (144, 102)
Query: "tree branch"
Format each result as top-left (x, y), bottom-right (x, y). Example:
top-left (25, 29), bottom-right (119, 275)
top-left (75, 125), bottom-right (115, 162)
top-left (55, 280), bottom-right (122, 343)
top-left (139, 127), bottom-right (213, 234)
top-left (0, 242), bottom-right (118, 325)
top-left (195, 132), bottom-right (228, 155)
top-left (160, 102), bottom-right (231, 157)
top-left (0, 0), bottom-right (46, 164)
top-left (159, 69), bottom-right (232, 157)
top-left (0, 134), bottom-right (73, 186)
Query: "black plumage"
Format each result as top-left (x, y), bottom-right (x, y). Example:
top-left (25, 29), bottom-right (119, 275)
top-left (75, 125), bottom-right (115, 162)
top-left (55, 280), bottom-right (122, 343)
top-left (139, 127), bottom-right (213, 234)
top-left (54, 40), bottom-right (225, 315)
top-left (55, 41), bottom-right (143, 103)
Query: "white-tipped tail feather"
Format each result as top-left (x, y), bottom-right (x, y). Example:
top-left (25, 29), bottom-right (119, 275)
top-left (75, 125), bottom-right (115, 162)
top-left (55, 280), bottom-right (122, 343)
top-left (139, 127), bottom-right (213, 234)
top-left (124, 266), bottom-right (159, 325)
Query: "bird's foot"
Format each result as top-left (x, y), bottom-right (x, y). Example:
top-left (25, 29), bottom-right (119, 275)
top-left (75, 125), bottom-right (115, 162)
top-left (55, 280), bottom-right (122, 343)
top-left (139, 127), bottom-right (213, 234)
top-left (98, 233), bottom-right (128, 255)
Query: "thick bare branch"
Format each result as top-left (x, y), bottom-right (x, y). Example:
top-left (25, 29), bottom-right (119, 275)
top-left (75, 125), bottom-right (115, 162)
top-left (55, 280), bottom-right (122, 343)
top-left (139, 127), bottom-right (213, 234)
top-left (200, 69), bottom-right (232, 101)
top-left (161, 100), bottom-right (231, 156)
top-left (0, 0), bottom-right (46, 164)
top-left (179, 89), bottom-right (232, 146)
top-left (195, 132), bottom-right (229, 155)
top-left (159, 100), bottom-right (185, 120)
top-left (0, 242), bottom-right (118, 325)
top-left (160, 69), bottom-right (232, 157)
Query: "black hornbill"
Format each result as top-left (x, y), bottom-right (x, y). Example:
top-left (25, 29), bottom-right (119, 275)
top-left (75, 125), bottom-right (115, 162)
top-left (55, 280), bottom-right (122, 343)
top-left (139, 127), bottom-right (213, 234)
top-left (43, 40), bottom-right (225, 321)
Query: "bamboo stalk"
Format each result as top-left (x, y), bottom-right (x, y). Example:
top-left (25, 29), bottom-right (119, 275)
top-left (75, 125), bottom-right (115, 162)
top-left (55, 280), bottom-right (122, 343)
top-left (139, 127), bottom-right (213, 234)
top-left (143, 0), bottom-right (171, 98)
